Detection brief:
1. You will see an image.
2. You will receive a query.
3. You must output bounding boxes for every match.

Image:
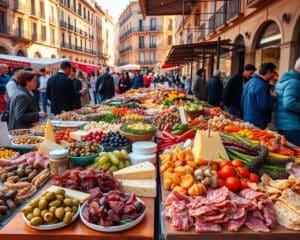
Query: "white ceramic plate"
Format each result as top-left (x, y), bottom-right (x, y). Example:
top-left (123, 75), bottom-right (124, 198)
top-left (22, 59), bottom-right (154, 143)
top-left (11, 136), bottom-right (44, 148)
top-left (51, 120), bottom-right (88, 128)
top-left (22, 205), bottom-right (80, 230)
top-left (80, 198), bottom-right (146, 232)
top-left (8, 129), bottom-right (34, 139)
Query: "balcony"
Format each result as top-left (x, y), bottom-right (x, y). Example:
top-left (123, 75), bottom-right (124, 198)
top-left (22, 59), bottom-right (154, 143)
top-left (208, 14), bottom-right (215, 35)
top-left (138, 44), bottom-right (145, 49)
top-left (247, 0), bottom-right (267, 8)
top-left (0, 0), bottom-right (8, 7)
top-left (137, 25), bottom-right (162, 32)
top-left (60, 20), bottom-right (67, 28)
top-left (68, 23), bottom-right (74, 31)
top-left (13, 0), bottom-right (26, 12)
top-left (227, 0), bottom-right (241, 20)
top-left (215, 4), bottom-right (226, 28)
top-left (89, 34), bottom-right (94, 40)
top-left (61, 42), bottom-right (96, 55)
top-left (149, 44), bottom-right (156, 48)
top-left (120, 12), bottom-right (132, 26)
top-left (119, 46), bottom-right (132, 54)
top-left (138, 60), bottom-right (156, 65)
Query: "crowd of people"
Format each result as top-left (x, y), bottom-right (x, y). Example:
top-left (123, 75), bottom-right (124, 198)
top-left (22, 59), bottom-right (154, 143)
top-left (0, 58), bottom-right (299, 146)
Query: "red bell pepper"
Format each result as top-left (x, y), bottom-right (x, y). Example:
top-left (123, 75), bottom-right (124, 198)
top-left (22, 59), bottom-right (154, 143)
top-left (177, 129), bottom-right (195, 142)
top-left (162, 131), bottom-right (176, 141)
top-left (163, 124), bottom-right (172, 133)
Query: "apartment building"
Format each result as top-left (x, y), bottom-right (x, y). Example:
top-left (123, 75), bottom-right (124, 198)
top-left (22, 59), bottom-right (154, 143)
top-left (0, 0), bottom-right (59, 58)
top-left (140, 0), bottom-right (300, 77)
top-left (117, 1), bottom-right (175, 73)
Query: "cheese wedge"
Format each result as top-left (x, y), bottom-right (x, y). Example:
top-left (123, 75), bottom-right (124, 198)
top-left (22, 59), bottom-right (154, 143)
top-left (113, 161), bottom-right (156, 180)
top-left (70, 130), bottom-right (88, 141)
top-left (44, 119), bottom-right (56, 143)
top-left (192, 130), bottom-right (228, 164)
top-left (46, 186), bottom-right (90, 203)
top-left (120, 179), bottom-right (156, 198)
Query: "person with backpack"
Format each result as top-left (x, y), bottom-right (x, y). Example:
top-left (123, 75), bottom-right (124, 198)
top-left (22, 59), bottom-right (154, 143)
top-left (96, 67), bottom-right (115, 102)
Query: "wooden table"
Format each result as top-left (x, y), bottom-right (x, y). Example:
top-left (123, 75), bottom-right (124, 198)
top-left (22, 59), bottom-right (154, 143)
top-left (0, 197), bottom-right (154, 240)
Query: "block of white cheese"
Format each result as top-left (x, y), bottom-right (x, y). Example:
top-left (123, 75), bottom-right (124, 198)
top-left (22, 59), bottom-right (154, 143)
top-left (46, 185), bottom-right (90, 203)
top-left (129, 152), bottom-right (156, 165)
top-left (192, 130), bottom-right (228, 164)
top-left (119, 179), bottom-right (156, 198)
top-left (132, 141), bottom-right (157, 154)
top-left (70, 130), bottom-right (88, 141)
top-left (113, 161), bottom-right (156, 179)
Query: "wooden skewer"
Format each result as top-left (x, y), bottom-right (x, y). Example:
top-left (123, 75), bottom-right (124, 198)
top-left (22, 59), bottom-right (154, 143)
top-left (208, 123), bottom-right (211, 137)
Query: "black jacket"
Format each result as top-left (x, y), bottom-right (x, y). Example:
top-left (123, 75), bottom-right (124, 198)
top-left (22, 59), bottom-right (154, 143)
top-left (206, 76), bottom-right (223, 107)
top-left (72, 78), bottom-right (82, 109)
top-left (119, 78), bottom-right (131, 93)
top-left (96, 73), bottom-right (115, 97)
top-left (223, 72), bottom-right (243, 110)
top-left (47, 72), bottom-right (75, 115)
top-left (8, 86), bottom-right (39, 130)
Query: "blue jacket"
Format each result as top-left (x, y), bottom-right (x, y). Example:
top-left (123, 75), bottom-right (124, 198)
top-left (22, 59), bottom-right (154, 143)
top-left (241, 74), bottom-right (276, 129)
top-left (131, 75), bottom-right (143, 89)
top-left (275, 70), bottom-right (300, 130)
top-left (0, 74), bottom-right (10, 94)
top-left (206, 76), bottom-right (223, 107)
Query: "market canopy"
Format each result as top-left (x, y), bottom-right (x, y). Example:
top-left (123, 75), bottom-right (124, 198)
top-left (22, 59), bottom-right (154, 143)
top-left (164, 39), bottom-right (244, 64)
top-left (119, 64), bottom-right (141, 71)
top-left (69, 61), bottom-right (101, 74)
top-left (0, 54), bottom-right (69, 68)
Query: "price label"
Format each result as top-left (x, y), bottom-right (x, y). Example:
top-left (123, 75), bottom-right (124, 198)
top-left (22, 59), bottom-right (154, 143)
top-left (0, 122), bottom-right (10, 147)
top-left (179, 107), bottom-right (188, 124)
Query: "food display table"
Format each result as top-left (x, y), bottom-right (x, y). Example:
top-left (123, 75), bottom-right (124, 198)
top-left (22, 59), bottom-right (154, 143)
top-left (0, 197), bottom-right (154, 240)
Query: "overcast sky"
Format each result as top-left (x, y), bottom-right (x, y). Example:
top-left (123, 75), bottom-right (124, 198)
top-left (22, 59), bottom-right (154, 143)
top-left (96, 0), bottom-right (132, 23)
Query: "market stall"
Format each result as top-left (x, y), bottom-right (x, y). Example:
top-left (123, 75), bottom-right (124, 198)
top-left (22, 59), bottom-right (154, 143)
top-left (69, 61), bottom-right (101, 74)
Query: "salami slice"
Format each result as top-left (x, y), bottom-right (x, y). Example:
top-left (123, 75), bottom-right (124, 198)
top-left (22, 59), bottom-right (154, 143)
top-left (244, 214), bottom-right (270, 232)
top-left (206, 186), bottom-right (229, 203)
top-left (225, 214), bottom-right (247, 232)
top-left (194, 219), bottom-right (222, 233)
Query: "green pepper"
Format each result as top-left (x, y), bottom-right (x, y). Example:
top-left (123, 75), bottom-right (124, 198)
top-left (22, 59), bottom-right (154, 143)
top-left (171, 129), bottom-right (184, 135)
top-left (172, 124), bottom-right (189, 131)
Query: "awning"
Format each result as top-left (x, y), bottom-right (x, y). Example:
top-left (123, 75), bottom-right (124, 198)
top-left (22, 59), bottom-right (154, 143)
top-left (69, 61), bottom-right (101, 74)
top-left (119, 64), bottom-right (141, 71)
top-left (0, 54), bottom-right (69, 68)
top-left (165, 39), bottom-right (244, 64)
top-left (161, 63), bottom-right (184, 69)
top-left (139, 0), bottom-right (194, 17)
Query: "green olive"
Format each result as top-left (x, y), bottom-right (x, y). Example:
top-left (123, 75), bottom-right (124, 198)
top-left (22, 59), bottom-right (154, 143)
top-left (30, 217), bottom-right (42, 226)
top-left (41, 191), bottom-right (49, 197)
top-left (72, 205), bottom-right (78, 213)
top-left (46, 192), bottom-right (56, 202)
top-left (49, 206), bottom-right (56, 213)
top-left (29, 199), bottom-right (39, 208)
top-left (28, 172), bottom-right (37, 179)
top-left (64, 207), bottom-right (72, 213)
top-left (72, 199), bottom-right (80, 206)
top-left (33, 208), bottom-right (41, 217)
top-left (63, 212), bottom-right (73, 224)
top-left (16, 168), bottom-right (25, 177)
top-left (55, 195), bottom-right (64, 201)
top-left (26, 213), bottom-right (34, 221)
top-left (55, 207), bottom-right (65, 220)
top-left (41, 209), bottom-right (48, 218)
top-left (49, 200), bottom-right (61, 207)
top-left (43, 212), bottom-right (54, 223)
top-left (55, 189), bottom-right (65, 196)
top-left (38, 199), bottom-right (48, 210)
top-left (63, 199), bottom-right (72, 207)
top-left (47, 219), bottom-right (58, 224)
top-left (22, 206), bottom-right (33, 215)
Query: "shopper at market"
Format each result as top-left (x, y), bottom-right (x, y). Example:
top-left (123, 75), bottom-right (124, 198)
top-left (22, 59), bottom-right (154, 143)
top-left (143, 72), bottom-right (153, 88)
top-left (38, 68), bottom-right (50, 113)
top-left (69, 67), bottom-right (82, 109)
top-left (223, 64), bottom-right (256, 117)
top-left (206, 69), bottom-right (223, 107)
top-left (96, 67), bottom-right (115, 102)
top-left (131, 72), bottom-right (143, 89)
top-left (47, 61), bottom-right (76, 114)
top-left (8, 70), bottom-right (47, 130)
top-left (90, 69), bottom-right (100, 104)
top-left (241, 62), bottom-right (277, 129)
top-left (192, 68), bottom-right (206, 101)
top-left (275, 58), bottom-right (300, 146)
top-left (77, 70), bottom-right (89, 106)
top-left (119, 71), bottom-right (131, 93)
top-left (0, 64), bottom-right (10, 113)
top-left (6, 67), bottom-right (23, 98)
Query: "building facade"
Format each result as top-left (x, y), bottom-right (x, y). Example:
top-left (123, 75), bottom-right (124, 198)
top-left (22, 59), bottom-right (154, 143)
top-left (0, 0), bottom-right (115, 65)
top-left (116, 1), bottom-right (175, 73)
top-left (173, 0), bottom-right (300, 78)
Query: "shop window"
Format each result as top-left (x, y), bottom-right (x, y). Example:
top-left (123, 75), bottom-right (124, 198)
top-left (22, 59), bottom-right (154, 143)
top-left (40, 1), bottom-right (45, 19)
top-left (41, 26), bottom-right (46, 41)
top-left (167, 35), bottom-right (172, 45)
top-left (50, 29), bottom-right (55, 45)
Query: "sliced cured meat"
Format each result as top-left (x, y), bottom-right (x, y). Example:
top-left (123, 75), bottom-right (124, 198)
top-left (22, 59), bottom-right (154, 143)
top-left (202, 213), bottom-right (226, 222)
top-left (244, 214), bottom-right (270, 232)
top-left (194, 219), bottom-right (222, 233)
top-left (189, 205), bottom-right (213, 217)
top-left (206, 186), bottom-right (229, 203)
top-left (210, 200), bottom-right (231, 209)
top-left (229, 207), bottom-right (245, 220)
top-left (251, 210), bottom-right (264, 220)
top-left (171, 210), bottom-right (192, 231)
top-left (173, 191), bottom-right (191, 203)
top-left (163, 205), bottom-right (175, 218)
top-left (262, 204), bottom-right (276, 228)
top-left (164, 192), bottom-right (181, 206)
top-left (173, 201), bottom-right (188, 213)
top-left (240, 189), bottom-right (264, 200)
top-left (225, 215), bottom-right (247, 232)
top-left (229, 192), bottom-right (252, 208)
top-left (187, 196), bottom-right (208, 209)
top-left (213, 216), bottom-right (229, 224)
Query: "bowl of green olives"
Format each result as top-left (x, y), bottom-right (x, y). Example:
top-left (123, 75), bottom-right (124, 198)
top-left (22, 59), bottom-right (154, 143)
top-left (68, 142), bottom-right (103, 167)
top-left (22, 188), bottom-right (80, 230)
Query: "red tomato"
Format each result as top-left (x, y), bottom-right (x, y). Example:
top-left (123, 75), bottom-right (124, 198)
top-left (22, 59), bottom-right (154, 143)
top-left (231, 159), bottom-right (244, 168)
top-left (216, 171), bottom-right (222, 179)
top-left (220, 165), bottom-right (236, 179)
top-left (219, 160), bottom-right (232, 169)
top-left (218, 178), bottom-right (225, 187)
top-left (249, 173), bottom-right (259, 183)
top-left (237, 167), bottom-right (250, 178)
top-left (240, 179), bottom-right (249, 189)
top-left (225, 177), bottom-right (241, 192)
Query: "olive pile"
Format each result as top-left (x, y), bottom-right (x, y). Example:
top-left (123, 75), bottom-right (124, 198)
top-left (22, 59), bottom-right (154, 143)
top-left (101, 132), bottom-right (129, 147)
top-left (22, 189), bottom-right (80, 226)
top-left (0, 189), bottom-right (18, 222)
top-left (9, 129), bottom-right (33, 136)
top-left (13, 136), bottom-right (43, 145)
top-left (0, 163), bottom-right (42, 183)
top-left (69, 142), bottom-right (100, 157)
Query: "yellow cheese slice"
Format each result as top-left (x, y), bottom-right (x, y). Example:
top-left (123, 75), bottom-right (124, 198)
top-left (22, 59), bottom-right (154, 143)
top-left (113, 161), bottom-right (156, 179)
top-left (44, 119), bottom-right (56, 143)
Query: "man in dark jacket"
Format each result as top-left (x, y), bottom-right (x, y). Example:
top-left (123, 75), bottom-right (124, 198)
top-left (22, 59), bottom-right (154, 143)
top-left (206, 70), bottom-right (223, 107)
top-left (96, 67), bottom-right (115, 102)
top-left (192, 68), bottom-right (206, 101)
top-left (47, 61), bottom-right (75, 115)
top-left (70, 67), bottom-right (82, 109)
top-left (223, 64), bottom-right (256, 117)
top-left (241, 62), bottom-right (277, 129)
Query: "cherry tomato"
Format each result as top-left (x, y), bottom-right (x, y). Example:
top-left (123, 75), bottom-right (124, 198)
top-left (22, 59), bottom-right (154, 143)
top-left (225, 177), bottom-right (241, 192)
top-left (240, 179), bottom-right (249, 189)
top-left (219, 160), bottom-right (232, 169)
top-left (216, 171), bottom-right (222, 179)
top-left (218, 178), bottom-right (225, 187)
top-left (231, 159), bottom-right (244, 168)
top-left (219, 165), bottom-right (236, 179)
top-left (237, 167), bottom-right (250, 178)
top-left (249, 173), bottom-right (259, 183)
